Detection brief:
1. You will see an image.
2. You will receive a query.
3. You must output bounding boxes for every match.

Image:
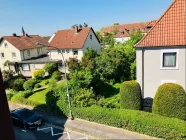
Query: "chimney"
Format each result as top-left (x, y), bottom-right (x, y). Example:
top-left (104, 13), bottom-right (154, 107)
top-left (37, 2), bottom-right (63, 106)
top-left (12, 33), bottom-right (17, 37)
top-left (74, 25), bottom-right (79, 33)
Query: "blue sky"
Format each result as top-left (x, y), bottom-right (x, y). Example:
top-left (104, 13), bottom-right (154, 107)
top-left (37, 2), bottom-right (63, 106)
top-left (0, 0), bottom-right (173, 37)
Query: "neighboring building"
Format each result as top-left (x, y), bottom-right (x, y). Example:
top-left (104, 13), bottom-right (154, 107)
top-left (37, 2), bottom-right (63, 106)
top-left (0, 30), bottom-right (49, 77)
top-left (135, 0), bottom-right (186, 98)
top-left (101, 20), bottom-right (157, 43)
top-left (49, 25), bottom-right (101, 62)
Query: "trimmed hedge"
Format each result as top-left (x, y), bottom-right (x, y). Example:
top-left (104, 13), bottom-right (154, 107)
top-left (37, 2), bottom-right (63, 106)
top-left (153, 83), bottom-right (186, 120)
top-left (23, 79), bottom-right (39, 91)
top-left (51, 71), bottom-right (61, 81)
top-left (12, 78), bottom-right (25, 91)
top-left (72, 106), bottom-right (186, 140)
top-left (120, 81), bottom-right (142, 110)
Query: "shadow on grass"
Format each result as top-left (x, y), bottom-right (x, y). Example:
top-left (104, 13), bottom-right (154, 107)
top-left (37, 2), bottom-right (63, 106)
top-left (94, 81), bottom-right (120, 98)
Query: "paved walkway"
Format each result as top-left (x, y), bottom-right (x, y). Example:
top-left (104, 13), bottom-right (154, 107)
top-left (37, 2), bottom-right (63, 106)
top-left (9, 102), bottom-right (159, 139)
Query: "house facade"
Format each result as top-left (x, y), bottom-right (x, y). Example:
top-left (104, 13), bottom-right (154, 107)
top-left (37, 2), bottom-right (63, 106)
top-left (101, 20), bottom-right (157, 43)
top-left (0, 32), bottom-right (49, 77)
top-left (49, 26), bottom-right (101, 63)
top-left (135, 0), bottom-right (186, 98)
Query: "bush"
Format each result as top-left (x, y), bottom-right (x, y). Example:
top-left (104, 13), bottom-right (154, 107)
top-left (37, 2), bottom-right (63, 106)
top-left (12, 78), bottom-right (25, 91)
top-left (23, 79), bottom-right (38, 91)
top-left (152, 83), bottom-right (186, 120)
top-left (6, 90), bottom-right (17, 101)
top-left (34, 83), bottom-right (41, 89)
top-left (11, 90), bottom-right (33, 102)
top-left (71, 88), bottom-right (96, 107)
top-left (120, 81), bottom-right (142, 110)
top-left (57, 92), bottom-right (69, 117)
top-left (33, 69), bottom-right (45, 80)
top-left (72, 106), bottom-right (186, 140)
top-left (51, 71), bottom-right (61, 81)
top-left (44, 62), bottom-right (58, 76)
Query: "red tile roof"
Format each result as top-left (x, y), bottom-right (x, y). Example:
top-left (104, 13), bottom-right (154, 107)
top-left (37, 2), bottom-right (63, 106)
top-left (0, 35), bottom-right (48, 51)
top-left (135, 0), bottom-right (186, 48)
top-left (100, 21), bottom-right (157, 38)
top-left (49, 27), bottom-right (98, 49)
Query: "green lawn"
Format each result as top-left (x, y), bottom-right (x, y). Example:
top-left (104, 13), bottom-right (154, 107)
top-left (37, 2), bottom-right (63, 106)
top-left (28, 88), bottom-right (48, 104)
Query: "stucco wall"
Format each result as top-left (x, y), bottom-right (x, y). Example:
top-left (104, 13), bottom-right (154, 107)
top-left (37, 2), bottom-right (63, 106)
top-left (136, 47), bottom-right (186, 98)
top-left (20, 47), bottom-right (48, 60)
top-left (0, 40), bottom-right (22, 70)
top-left (114, 37), bottom-right (130, 43)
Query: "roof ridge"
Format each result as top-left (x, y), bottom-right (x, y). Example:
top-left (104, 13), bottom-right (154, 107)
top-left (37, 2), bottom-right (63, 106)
top-left (135, 0), bottom-right (177, 47)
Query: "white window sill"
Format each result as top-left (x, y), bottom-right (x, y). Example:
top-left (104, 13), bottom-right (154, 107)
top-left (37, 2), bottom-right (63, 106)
top-left (160, 67), bottom-right (179, 70)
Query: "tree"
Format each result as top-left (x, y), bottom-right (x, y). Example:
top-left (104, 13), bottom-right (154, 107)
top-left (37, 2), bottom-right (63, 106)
top-left (130, 60), bottom-right (136, 80)
top-left (66, 57), bottom-right (80, 72)
top-left (113, 23), bottom-right (119, 25)
top-left (44, 62), bottom-right (58, 76)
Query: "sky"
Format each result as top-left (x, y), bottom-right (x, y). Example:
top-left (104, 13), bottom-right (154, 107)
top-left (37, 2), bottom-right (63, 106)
top-left (0, 0), bottom-right (173, 37)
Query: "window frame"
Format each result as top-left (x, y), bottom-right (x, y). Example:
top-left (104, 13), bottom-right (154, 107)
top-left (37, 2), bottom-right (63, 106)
top-left (160, 49), bottom-right (179, 70)
top-left (4, 43), bottom-right (8, 48)
top-left (90, 35), bottom-right (92, 40)
top-left (27, 50), bottom-right (30, 56)
top-left (12, 52), bottom-right (16, 58)
top-left (73, 50), bottom-right (78, 55)
top-left (0, 52), bottom-right (5, 59)
top-left (21, 64), bottom-right (30, 71)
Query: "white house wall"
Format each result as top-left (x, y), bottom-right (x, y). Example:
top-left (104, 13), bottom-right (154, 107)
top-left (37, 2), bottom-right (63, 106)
top-left (0, 40), bottom-right (22, 70)
top-left (136, 47), bottom-right (186, 98)
top-left (114, 37), bottom-right (130, 43)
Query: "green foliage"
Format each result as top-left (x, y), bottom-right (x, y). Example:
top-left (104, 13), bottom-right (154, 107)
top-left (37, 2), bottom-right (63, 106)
top-left (113, 23), bottom-right (119, 25)
top-left (12, 78), bottom-right (25, 91)
top-left (6, 90), bottom-right (17, 101)
top-left (120, 81), bottom-right (142, 110)
top-left (40, 79), bottom-right (49, 87)
top-left (33, 69), bottom-right (45, 79)
top-left (44, 62), bottom-right (58, 76)
top-left (48, 78), bottom-right (58, 91)
top-left (96, 48), bottom-right (130, 83)
top-left (153, 83), bottom-right (186, 120)
top-left (72, 88), bottom-right (96, 107)
top-left (23, 79), bottom-right (38, 91)
top-left (34, 83), bottom-right (41, 89)
top-left (130, 60), bottom-right (136, 80)
top-left (46, 90), bottom-right (60, 111)
top-left (51, 71), bottom-right (61, 81)
top-left (97, 94), bottom-right (120, 108)
top-left (69, 68), bottom-right (93, 94)
top-left (66, 57), bottom-right (80, 72)
top-left (72, 106), bottom-right (186, 140)
top-left (28, 89), bottom-right (48, 104)
top-left (11, 90), bottom-right (33, 102)
top-left (2, 70), bottom-right (14, 80)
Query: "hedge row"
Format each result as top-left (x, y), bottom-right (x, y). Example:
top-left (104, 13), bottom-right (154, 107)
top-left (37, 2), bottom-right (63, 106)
top-left (72, 106), bottom-right (186, 140)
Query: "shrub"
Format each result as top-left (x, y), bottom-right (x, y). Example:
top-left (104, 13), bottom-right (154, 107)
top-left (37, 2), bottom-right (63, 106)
top-left (6, 90), bottom-right (17, 101)
top-left (57, 92), bottom-right (69, 117)
top-left (51, 71), bottom-right (61, 81)
top-left (23, 79), bottom-right (38, 91)
top-left (71, 88), bottom-right (96, 107)
top-left (72, 106), bottom-right (186, 140)
top-left (152, 83), bottom-right (186, 120)
top-left (120, 81), bottom-right (142, 110)
top-left (12, 78), bottom-right (25, 91)
top-left (34, 83), bottom-right (41, 89)
top-left (11, 90), bottom-right (33, 102)
top-left (44, 62), bottom-right (58, 76)
top-left (33, 69), bottom-right (45, 80)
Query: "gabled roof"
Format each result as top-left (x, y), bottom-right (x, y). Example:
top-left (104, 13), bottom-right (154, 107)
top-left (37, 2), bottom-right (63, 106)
top-left (100, 21), bottom-right (157, 38)
top-left (49, 27), bottom-right (99, 49)
top-left (0, 35), bottom-right (48, 51)
top-left (135, 0), bottom-right (186, 48)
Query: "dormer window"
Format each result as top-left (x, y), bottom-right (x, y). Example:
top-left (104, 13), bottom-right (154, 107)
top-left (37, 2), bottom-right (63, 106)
top-left (121, 32), bottom-right (124, 35)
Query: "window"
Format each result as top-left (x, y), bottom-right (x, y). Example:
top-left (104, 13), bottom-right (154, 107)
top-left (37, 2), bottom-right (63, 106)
top-left (90, 35), bottom-right (92, 40)
top-left (160, 49), bottom-right (179, 69)
top-left (163, 52), bottom-right (177, 67)
top-left (73, 50), bottom-right (78, 55)
top-left (4, 43), bottom-right (8, 48)
top-left (66, 50), bottom-right (70, 53)
top-left (0, 53), bottom-right (5, 58)
top-left (62, 50), bottom-right (65, 53)
top-left (27, 50), bottom-right (30, 56)
top-left (12, 52), bottom-right (16, 58)
top-left (37, 48), bottom-right (40, 55)
top-left (121, 32), bottom-right (124, 35)
top-left (22, 64), bottom-right (30, 71)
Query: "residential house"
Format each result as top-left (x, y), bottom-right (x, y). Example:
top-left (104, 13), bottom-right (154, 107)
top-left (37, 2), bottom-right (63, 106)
top-left (48, 25), bottom-right (101, 72)
top-left (0, 30), bottom-right (51, 77)
top-left (135, 0), bottom-right (186, 98)
top-left (101, 20), bottom-right (157, 43)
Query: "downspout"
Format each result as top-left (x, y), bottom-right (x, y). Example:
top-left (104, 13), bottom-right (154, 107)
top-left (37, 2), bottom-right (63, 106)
top-left (142, 48), bottom-right (145, 98)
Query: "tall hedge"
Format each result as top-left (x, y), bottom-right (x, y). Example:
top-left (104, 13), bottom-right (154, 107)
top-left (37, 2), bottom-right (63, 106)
top-left (152, 83), bottom-right (186, 120)
top-left (120, 81), bottom-right (142, 110)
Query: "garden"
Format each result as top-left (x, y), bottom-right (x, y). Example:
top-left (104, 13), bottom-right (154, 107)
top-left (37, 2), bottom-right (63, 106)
top-left (5, 31), bottom-right (186, 140)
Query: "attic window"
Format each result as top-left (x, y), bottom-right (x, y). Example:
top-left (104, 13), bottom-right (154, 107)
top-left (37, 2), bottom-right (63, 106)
top-left (121, 32), bottom-right (124, 35)
top-left (4, 43), bottom-right (8, 48)
top-left (90, 35), bottom-right (92, 40)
